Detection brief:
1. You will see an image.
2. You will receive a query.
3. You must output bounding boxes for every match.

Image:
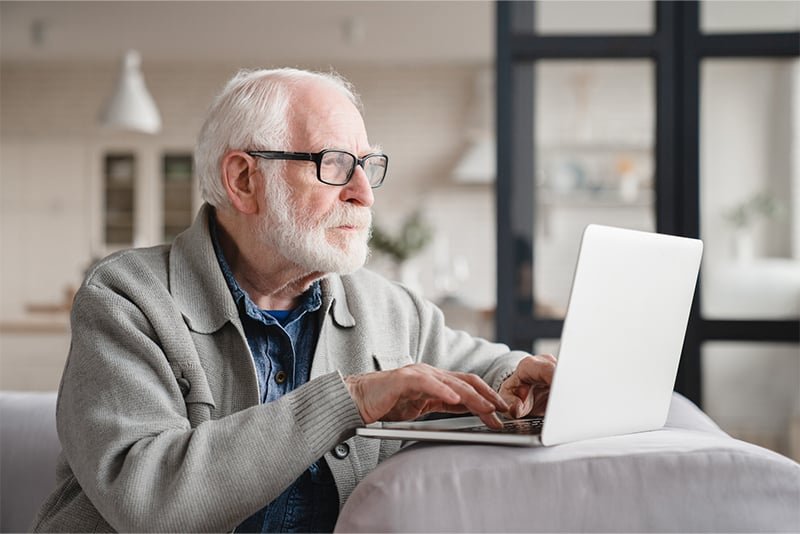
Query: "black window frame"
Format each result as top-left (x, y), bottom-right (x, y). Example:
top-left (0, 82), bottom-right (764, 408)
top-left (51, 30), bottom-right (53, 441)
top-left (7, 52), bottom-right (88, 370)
top-left (495, 0), bottom-right (800, 406)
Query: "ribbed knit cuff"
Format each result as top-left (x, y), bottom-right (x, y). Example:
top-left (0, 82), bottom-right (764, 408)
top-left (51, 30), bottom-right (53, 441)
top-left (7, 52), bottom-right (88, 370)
top-left (494, 369), bottom-right (515, 391)
top-left (289, 371), bottom-right (364, 453)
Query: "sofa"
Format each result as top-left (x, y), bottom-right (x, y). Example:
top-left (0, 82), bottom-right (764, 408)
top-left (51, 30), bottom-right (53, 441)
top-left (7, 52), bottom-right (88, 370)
top-left (0, 392), bottom-right (59, 533)
top-left (336, 393), bottom-right (800, 532)
top-left (2, 391), bottom-right (799, 533)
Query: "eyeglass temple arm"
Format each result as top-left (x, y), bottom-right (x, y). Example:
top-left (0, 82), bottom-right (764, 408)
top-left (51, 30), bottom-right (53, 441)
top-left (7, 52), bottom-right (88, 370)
top-left (247, 151), bottom-right (316, 162)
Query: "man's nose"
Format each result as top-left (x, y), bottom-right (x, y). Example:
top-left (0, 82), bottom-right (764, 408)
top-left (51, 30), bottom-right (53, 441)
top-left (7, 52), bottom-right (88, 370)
top-left (340, 165), bottom-right (375, 207)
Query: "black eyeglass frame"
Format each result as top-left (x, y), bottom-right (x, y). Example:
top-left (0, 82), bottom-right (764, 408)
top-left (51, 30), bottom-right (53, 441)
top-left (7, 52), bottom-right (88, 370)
top-left (247, 149), bottom-right (388, 188)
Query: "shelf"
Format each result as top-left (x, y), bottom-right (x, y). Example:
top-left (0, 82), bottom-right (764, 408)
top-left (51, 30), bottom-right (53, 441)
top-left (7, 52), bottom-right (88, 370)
top-left (538, 142), bottom-right (652, 153)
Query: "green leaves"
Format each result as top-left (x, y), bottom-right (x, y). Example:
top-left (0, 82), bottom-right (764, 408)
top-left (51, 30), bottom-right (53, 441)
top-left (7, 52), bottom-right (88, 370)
top-left (724, 192), bottom-right (785, 229)
top-left (370, 210), bottom-right (433, 263)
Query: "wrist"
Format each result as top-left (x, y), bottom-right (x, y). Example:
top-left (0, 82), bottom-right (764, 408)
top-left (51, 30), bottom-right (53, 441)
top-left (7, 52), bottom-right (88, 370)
top-left (343, 374), bottom-right (369, 423)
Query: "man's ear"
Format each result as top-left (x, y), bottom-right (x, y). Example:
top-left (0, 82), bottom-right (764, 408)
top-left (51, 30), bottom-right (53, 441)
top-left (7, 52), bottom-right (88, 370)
top-left (221, 151), bottom-right (261, 215)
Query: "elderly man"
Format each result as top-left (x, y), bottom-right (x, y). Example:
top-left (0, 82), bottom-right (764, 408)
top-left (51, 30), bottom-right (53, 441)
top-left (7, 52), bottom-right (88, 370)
top-left (33, 68), bottom-right (556, 533)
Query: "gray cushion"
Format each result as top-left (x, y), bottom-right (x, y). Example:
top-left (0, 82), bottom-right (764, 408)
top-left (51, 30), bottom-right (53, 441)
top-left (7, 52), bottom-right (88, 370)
top-left (0, 391), bottom-right (60, 533)
top-left (336, 394), bottom-right (800, 532)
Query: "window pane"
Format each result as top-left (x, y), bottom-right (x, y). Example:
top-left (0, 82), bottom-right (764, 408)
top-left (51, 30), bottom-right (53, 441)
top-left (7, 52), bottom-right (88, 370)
top-left (533, 60), bottom-right (656, 318)
top-left (700, 59), bottom-right (800, 320)
top-left (162, 154), bottom-right (194, 242)
top-left (535, 1), bottom-right (654, 35)
top-left (702, 342), bottom-right (800, 461)
top-left (104, 153), bottom-right (135, 246)
top-left (701, 1), bottom-right (800, 33)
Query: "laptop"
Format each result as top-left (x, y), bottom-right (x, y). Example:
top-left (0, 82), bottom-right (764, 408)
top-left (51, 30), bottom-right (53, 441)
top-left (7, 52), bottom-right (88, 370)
top-left (356, 224), bottom-right (703, 447)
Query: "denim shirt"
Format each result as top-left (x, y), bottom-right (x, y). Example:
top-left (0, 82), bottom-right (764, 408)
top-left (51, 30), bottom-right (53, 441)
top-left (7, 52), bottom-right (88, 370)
top-left (210, 216), bottom-right (339, 532)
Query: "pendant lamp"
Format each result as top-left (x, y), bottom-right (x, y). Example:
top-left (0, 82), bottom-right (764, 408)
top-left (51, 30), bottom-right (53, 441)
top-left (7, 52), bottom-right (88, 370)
top-left (100, 50), bottom-right (161, 134)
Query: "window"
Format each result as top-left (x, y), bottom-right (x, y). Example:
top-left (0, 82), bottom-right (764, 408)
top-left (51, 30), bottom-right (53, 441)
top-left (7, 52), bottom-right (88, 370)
top-left (496, 2), bottom-right (800, 459)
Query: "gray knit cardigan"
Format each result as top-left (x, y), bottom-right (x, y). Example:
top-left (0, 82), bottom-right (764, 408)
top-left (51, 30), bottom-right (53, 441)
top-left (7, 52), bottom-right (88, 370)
top-left (32, 204), bottom-right (526, 532)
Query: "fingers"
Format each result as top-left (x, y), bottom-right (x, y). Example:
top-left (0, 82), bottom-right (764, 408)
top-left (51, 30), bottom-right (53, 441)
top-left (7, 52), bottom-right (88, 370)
top-left (344, 364), bottom-right (508, 426)
top-left (499, 354), bottom-right (557, 418)
top-left (442, 370), bottom-right (509, 413)
top-left (514, 354), bottom-right (557, 384)
top-left (403, 367), bottom-right (463, 405)
top-left (399, 369), bottom-right (507, 430)
top-left (401, 365), bottom-right (508, 415)
top-left (436, 371), bottom-right (507, 429)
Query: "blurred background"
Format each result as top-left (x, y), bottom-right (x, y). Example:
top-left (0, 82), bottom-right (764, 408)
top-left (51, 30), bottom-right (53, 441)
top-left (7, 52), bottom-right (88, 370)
top-left (1, 1), bottom-right (798, 460)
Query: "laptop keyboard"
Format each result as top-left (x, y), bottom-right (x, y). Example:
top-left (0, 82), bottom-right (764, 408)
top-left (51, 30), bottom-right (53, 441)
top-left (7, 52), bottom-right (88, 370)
top-left (456, 416), bottom-right (544, 435)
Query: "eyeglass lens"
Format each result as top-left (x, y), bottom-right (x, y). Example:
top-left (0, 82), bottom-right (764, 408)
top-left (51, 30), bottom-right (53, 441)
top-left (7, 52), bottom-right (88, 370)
top-left (362, 156), bottom-right (387, 186)
top-left (320, 151), bottom-right (354, 184)
top-left (320, 151), bottom-right (386, 186)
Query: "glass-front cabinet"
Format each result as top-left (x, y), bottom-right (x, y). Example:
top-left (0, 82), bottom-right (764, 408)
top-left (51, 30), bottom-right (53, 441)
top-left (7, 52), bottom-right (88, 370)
top-left (103, 153), bottom-right (136, 246)
top-left (497, 0), bottom-right (799, 460)
top-left (162, 154), bottom-right (195, 242)
top-left (101, 149), bottom-right (196, 252)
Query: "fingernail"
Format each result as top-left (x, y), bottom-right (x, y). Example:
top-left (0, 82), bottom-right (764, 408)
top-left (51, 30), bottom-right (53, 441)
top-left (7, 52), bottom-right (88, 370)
top-left (489, 412), bottom-right (503, 429)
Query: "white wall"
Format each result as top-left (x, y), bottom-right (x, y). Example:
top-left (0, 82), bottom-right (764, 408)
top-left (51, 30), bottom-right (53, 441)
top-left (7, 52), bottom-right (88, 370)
top-left (0, 61), bottom-right (499, 390)
top-left (0, 61), bottom-right (497, 321)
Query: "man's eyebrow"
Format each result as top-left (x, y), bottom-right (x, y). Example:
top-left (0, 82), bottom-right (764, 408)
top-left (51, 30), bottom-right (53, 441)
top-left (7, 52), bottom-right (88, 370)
top-left (313, 144), bottom-right (383, 155)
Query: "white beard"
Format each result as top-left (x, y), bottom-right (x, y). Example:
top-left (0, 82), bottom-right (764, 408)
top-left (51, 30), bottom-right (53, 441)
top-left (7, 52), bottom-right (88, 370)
top-left (258, 174), bottom-right (371, 274)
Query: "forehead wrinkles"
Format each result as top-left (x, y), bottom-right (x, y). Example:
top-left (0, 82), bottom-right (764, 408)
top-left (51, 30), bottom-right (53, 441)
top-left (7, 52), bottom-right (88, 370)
top-left (288, 81), bottom-right (369, 152)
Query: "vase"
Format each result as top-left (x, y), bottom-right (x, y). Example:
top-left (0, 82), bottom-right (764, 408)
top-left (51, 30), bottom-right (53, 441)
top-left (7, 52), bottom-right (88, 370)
top-left (732, 230), bottom-right (755, 262)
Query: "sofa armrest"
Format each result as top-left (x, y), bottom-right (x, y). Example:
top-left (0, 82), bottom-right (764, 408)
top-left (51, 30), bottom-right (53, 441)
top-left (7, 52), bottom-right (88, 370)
top-left (0, 391), bottom-right (60, 533)
top-left (336, 393), bottom-right (800, 532)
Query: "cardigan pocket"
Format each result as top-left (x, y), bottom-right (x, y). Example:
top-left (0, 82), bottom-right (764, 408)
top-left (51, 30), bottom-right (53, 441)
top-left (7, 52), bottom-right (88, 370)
top-left (371, 353), bottom-right (414, 371)
top-left (169, 362), bottom-right (217, 426)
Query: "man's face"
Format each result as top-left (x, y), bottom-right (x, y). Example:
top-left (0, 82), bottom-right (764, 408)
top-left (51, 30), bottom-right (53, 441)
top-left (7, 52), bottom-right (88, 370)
top-left (258, 165), bottom-right (372, 274)
top-left (256, 81), bottom-right (376, 275)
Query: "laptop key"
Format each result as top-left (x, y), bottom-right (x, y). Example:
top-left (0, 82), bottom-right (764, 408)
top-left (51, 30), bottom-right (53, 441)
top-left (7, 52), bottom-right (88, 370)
top-left (455, 416), bottom-right (544, 435)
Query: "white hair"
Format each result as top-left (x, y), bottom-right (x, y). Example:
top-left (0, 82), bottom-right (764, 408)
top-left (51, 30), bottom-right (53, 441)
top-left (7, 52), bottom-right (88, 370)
top-left (194, 67), bottom-right (363, 209)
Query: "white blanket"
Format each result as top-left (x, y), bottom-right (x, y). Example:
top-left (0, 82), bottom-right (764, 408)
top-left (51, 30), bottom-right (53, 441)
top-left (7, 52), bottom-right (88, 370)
top-left (336, 394), bottom-right (800, 532)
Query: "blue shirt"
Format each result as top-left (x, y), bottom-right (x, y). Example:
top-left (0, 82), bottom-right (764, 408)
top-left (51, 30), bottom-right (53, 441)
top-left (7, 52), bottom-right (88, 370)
top-left (209, 216), bottom-right (339, 532)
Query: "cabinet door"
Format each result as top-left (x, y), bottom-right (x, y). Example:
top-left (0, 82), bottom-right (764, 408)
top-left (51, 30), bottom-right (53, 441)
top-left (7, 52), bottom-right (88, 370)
top-left (103, 153), bottom-right (136, 246)
top-left (162, 153), bottom-right (194, 241)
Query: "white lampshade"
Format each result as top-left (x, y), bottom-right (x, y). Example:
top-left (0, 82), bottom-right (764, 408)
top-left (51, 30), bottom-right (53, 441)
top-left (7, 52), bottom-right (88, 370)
top-left (100, 50), bottom-right (161, 134)
top-left (452, 69), bottom-right (495, 184)
top-left (453, 135), bottom-right (496, 184)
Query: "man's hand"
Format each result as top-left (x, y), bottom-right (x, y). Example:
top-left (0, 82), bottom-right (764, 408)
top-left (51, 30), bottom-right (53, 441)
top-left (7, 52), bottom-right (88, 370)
top-left (344, 364), bottom-right (510, 429)
top-left (498, 354), bottom-right (557, 419)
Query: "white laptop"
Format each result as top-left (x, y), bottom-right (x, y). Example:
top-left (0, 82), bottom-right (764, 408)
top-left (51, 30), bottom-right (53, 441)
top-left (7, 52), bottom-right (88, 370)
top-left (356, 224), bottom-right (703, 447)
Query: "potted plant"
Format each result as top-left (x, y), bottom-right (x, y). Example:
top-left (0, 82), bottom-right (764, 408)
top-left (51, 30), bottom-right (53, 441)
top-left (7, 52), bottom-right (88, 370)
top-left (723, 192), bottom-right (784, 260)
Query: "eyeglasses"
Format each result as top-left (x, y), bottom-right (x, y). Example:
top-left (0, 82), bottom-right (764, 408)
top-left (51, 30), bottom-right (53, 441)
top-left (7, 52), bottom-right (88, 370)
top-left (247, 149), bottom-right (388, 188)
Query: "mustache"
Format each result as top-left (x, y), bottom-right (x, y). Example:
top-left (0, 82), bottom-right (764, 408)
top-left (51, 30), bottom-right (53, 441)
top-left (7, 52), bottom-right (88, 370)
top-left (322, 205), bottom-right (373, 229)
